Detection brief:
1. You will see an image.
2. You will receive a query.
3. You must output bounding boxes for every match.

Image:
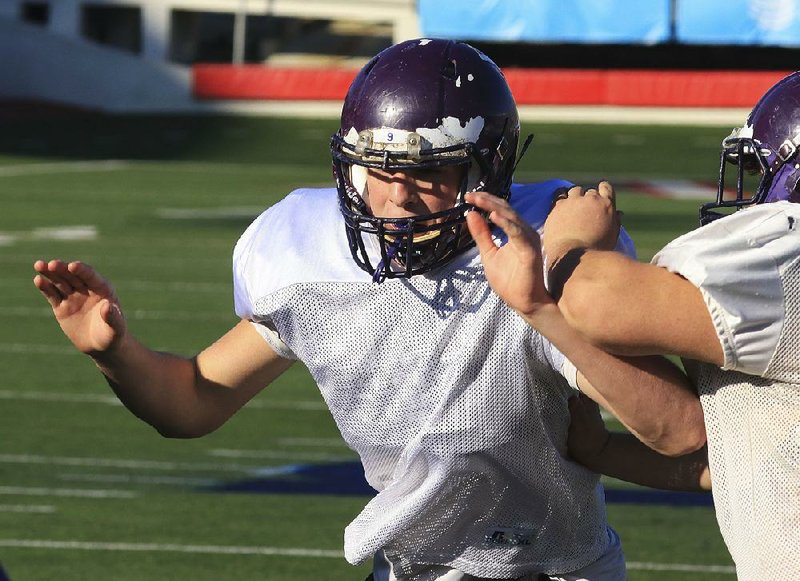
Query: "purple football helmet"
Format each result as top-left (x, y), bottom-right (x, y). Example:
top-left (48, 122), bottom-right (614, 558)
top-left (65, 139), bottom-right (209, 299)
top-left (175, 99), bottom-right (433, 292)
top-left (702, 71), bottom-right (800, 224)
top-left (331, 38), bottom-right (520, 282)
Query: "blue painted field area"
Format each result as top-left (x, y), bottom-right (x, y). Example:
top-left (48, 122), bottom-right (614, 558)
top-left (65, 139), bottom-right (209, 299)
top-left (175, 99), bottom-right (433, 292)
top-left (206, 461), bottom-right (714, 507)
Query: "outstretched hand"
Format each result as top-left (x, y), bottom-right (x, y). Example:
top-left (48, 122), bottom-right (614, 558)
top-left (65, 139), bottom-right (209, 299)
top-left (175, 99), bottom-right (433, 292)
top-left (33, 259), bottom-right (127, 357)
top-left (465, 191), bottom-right (553, 318)
top-left (543, 181), bottom-right (622, 263)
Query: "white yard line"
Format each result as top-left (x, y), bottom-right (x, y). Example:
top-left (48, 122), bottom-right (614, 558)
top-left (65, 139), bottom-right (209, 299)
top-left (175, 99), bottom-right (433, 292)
top-left (0, 539), bottom-right (342, 559)
top-left (120, 280), bottom-right (230, 293)
top-left (0, 505), bottom-right (56, 513)
top-left (0, 390), bottom-right (327, 411)
top-left (0, 226), bottom-right (98, 246)
top-left (277, 437), bottom-right (349, 448)
top-left (0, 306), bottom-right (232, 322)
top-left (0, 390), bottom-right (121, 404)
top-left (0, 454), bottom-right (261, 474)
top-left (209, 449), bottom-right (354, 462)
top-left (0, 161), bottom-right (130, 177)
top-left (0, 487), bottom-right (136, 499)
top-left (0, 452), bottom-right (348, 472)
top-left (0, 279), bottom-right (229, 293)
top-left (58, 473), bottom-right (218, 487)
top-left (0, 344), bottom-right (81, 355)
top-left (156, 207), bottom-right (264, 220)
top-left (0, 538), bottom-right (736, 573)
top-left (0, 159), bottom-right (319, 178)
top-left (627, 561), bottom-right (735, 574)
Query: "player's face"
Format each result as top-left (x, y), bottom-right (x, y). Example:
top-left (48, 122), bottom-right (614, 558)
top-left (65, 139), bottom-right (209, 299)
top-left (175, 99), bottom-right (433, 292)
top-left (364, 166), bottom-right (463, 223)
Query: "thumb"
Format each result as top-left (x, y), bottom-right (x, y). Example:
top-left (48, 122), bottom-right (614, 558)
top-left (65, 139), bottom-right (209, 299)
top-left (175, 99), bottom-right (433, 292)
top-left (100, 300), bottom-right (126, 335)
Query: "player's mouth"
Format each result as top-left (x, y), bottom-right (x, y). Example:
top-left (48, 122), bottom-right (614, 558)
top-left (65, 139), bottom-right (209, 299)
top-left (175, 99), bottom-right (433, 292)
top-left (383, 225), bottom-right (442, 244)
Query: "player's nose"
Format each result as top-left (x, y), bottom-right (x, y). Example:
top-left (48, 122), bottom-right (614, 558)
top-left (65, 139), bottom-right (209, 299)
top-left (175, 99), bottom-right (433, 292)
top-left (388, 173), bottom-right (416, 208)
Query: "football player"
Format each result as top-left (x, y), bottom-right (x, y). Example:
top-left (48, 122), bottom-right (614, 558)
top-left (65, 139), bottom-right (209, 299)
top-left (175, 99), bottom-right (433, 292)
top-left (33, 39), bottom-right (705, 581)
top-left (471, 71), bottom-right (800, 581)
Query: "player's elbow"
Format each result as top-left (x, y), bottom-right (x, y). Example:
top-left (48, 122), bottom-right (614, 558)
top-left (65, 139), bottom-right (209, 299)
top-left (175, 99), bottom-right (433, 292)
top-left (649, 414), bottom-right (707, 458)
top-left (153, 424), bottom-right (209, 439)
top-left (657, 430), bottom-right (707, 458)
top-left (147, 414), bottom-right (222, 439)
top-left (150, 422), bottom-right (203, 439)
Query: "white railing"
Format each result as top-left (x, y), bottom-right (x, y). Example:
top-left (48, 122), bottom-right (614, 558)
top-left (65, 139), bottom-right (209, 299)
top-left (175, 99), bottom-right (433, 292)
top-left (16, 0), bottom-right (420, 46)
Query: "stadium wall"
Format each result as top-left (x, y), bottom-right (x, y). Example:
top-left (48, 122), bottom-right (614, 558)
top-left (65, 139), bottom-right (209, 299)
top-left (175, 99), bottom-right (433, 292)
top-left (193, 65), bottom-right (789, 108)
top-left (0, 17), bottom-right (194, 112)
top-left (0, 12), bottom-right (785, 124)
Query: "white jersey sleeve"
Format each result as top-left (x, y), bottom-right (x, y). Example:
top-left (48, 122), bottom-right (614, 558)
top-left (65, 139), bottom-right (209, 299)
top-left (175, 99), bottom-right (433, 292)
top-left (232, 187), bottom-right (374, 361)
top-left (653, 201), bottom-right (800, 377)
top-left (232, 207), bottom-right (297, 360)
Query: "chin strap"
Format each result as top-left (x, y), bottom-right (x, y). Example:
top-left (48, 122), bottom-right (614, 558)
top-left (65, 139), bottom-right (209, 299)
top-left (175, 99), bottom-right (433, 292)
top-left (372, 236), bottom-right (405, 283)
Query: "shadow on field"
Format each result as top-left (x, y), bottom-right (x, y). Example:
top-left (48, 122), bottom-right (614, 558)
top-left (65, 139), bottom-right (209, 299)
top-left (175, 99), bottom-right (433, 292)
top-left (0, 101), bottom-right (338, 166)
top-left (205, 460), bottom-right (714, 507)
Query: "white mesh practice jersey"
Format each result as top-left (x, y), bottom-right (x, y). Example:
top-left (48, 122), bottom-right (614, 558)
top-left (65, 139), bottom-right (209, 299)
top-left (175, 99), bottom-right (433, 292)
top-left (233, 181), bottom-right (633, 577)
top-left (654, 201), bottom-right (800, 580)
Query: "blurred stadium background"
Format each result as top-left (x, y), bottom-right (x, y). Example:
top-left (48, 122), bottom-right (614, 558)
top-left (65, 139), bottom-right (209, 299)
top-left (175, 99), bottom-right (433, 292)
top-left (1, 1), bottom-right (797, 579)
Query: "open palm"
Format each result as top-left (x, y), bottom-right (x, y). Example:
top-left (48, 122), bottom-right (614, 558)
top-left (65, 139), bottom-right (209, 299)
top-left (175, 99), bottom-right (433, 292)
top-left (33, 259), bottom-right (126, 355)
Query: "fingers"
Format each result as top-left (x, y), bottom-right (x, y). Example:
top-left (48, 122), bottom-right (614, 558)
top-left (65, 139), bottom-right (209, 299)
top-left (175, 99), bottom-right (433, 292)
top-left (597, 180), bottom-right (615, 202)
top-left (34, 260), bottom-right (81, 301)
top-left (567, 185), bottom-right (585, 198)
top-left (465, 191), bottom-right (532, 242)
top-left (465, 192), bottom-right (503, 246)
top-left (67, 261), bottom-right (114, 296)
top-left (34, 259), bottom-right (110, 296)
top-left (553, 181), bottom-right (616, 206)
top-left (33, 259), bottom-right (118, 314)
top-left (33, 272), bottom-right (64, 308)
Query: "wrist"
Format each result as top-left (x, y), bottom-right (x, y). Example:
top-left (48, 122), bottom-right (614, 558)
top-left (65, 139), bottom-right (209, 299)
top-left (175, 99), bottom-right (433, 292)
top-left (88, 332), bottom-right (130, 370)
top-left (544, 238), bottom-right (586, 268)
top-left (518, 300), bottom-right (561, 329)
top-left (547, 247), bottom-right (587, 301)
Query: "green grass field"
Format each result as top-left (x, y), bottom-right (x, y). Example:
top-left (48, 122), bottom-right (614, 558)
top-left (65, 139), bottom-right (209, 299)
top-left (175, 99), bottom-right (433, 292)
top-left (0, 113), bottom-right (735, 580)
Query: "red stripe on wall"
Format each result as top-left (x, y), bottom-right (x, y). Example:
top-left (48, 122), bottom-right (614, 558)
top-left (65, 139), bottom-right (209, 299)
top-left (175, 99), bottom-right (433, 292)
top-left (193, 65), bottom-right (357, 101)
top-left (193, 65), bottom-right (791, 108)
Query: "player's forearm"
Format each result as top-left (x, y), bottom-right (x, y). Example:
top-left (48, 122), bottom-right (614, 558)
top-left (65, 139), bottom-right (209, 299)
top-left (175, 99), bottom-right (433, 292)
top-left (580, 432), bottom-right (711, 492)
top-left (596, 352), bottom-right (707, 456)
top-left (90, 334), bottom-right (218, 438)
top-left (550, 249), bottom-right (655, 354)
top-left (523, 304), bottom-right (706, 456)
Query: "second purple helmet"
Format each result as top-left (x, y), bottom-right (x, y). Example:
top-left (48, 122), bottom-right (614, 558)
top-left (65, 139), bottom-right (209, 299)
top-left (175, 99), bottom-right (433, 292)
top-left (702, 71), bottom-right (800, 224)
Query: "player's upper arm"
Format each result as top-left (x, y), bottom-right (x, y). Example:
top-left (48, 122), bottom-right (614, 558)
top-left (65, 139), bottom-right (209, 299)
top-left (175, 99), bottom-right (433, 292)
top-left (193, 319), bottom-right (295, 428)
top-left (557, 250), bottom-right (724, 366)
